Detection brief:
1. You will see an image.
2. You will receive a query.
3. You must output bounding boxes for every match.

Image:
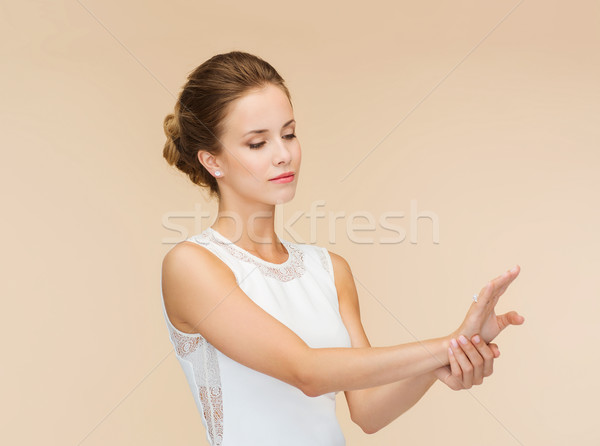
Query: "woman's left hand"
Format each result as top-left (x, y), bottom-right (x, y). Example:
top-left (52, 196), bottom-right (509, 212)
top-left (454, 266), bottom-right (525, 343)
top-left (434, 334), bottom-right (500, 390)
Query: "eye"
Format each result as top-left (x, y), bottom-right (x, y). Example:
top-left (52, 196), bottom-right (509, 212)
top-left (248, 142), bottom-right (266, 149)
top-left (248, 133), bottom-right (296, 150)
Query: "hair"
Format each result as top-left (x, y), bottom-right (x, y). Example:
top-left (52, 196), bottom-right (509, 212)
top-left (162, 51), bottom-right (293, 200)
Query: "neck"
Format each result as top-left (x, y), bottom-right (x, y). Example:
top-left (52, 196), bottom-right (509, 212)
top-left (211, 207), bottom-right (285, 258)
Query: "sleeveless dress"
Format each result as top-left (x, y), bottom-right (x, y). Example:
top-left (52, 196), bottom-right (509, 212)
top-left (160, 227), bottom-right (353, 445)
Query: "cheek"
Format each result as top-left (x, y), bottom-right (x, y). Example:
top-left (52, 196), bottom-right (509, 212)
top-left (237, 152), bottom-right (271, 179)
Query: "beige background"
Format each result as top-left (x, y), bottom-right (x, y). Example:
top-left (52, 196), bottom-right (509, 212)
top-left (2, 0), bottom-right (598, 444)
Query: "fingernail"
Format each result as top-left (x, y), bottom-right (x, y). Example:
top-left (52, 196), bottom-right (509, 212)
top-left (473, 335), bottom-right (480, 343)
top-left (510, 265), bottom-right (518, 273)
top-left (459, 335), bottom-right (468, 345)
top-left (451, 338), bottom-right (458, 348)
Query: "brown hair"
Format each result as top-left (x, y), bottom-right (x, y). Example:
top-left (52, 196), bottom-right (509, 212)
top-left (162, 51), bottom-right (293, 199)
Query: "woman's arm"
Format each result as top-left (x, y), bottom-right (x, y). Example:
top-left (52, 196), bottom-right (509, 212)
top-left (331, 252), bottom-right (477, 433)
top-left (439, 334), bottom-right (500, 390)
top-left (328, 250), bottom-right (439, 432)
top-left (161, 242), bottom-right (458, 399)
top-left (330, 251), bottom-right (511, 433)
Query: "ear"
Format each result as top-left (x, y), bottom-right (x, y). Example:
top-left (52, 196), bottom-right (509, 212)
top-left (197, 150), bottom-right (222, 174)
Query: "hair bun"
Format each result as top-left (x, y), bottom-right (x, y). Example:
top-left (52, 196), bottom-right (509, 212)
top-left (161, 51), bottom-right (290, 200)
top-left (163, 112), bottom-right (180, 141)
top-left (163, 112), bottom-right (181, 165)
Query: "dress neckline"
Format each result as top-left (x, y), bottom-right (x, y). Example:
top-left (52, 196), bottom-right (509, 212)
top-left (206, 226), bottom-right (293, 268)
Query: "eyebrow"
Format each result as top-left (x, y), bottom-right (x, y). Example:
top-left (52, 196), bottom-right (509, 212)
top-left (242, 119), bottom-right (296, 137)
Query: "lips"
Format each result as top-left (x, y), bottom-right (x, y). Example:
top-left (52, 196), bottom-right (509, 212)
top-left (269, 171), bottom-right (295, 181)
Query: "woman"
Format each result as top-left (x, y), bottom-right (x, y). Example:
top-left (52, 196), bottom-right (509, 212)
top-left (160, 51), bottom-right (524, 445)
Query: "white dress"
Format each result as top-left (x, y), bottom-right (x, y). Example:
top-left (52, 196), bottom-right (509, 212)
top-left (160, 227), bottom-right (353, 445)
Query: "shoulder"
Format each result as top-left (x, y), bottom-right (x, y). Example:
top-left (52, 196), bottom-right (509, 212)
top-left (161, 241), bottom-right (236, 332)
top-left (162, 239), bottom-right (237, 285)
top-left (163, 239), bottom-right (225, 270)
top-left (325, 249), bottom-right (356, 297)
top-left (327, 249), bottom-right (351, 271)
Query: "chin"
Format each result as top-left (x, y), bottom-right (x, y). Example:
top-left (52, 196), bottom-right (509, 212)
top-left (274, 190), bottom-right (296, 205)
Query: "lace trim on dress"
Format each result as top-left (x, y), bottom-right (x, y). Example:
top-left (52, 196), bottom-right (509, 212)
top-left (205, 229), bottom-right (306, 282)
top-left (316, 248), bottom-right (331, 276)
top-left (170, 330), bottom-right (201, 357)
top-left (167, 324), bottom-right (223, 446)
top-left (197, 339), bottom-right (223, 446)
top-left (199, 385), bottom-right (223, 446)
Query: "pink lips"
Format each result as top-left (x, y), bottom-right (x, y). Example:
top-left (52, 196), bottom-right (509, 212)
top-left (269, 171), bottom-right (295, 183)
top-left (269, 173), bottom-right (295, 184)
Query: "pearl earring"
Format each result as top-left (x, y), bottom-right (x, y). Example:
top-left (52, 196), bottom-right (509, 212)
top-left (215, 170), bottom-right (221, 177)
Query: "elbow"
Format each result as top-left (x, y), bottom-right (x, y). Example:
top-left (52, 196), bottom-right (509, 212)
top-left (353, 407), bottom-right (410, 434)
top-left (351, 413), bottom-right (381, 435)
top-left (294, 352), bottom-right (326, 398)
top-left (296, 366), bottom-right (324, 398)
top-left (354, 419), bottom-right (381, 434)
top-left (300, 385), bottom-right (322, 398)
top-left (349, 402), bottom-right (385, 435)
top-left (361, 426), bottom-right (381, 435)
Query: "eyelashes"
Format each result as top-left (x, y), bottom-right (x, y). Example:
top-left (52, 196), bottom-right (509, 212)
top-left (249, 133), bottom-right (296, 150)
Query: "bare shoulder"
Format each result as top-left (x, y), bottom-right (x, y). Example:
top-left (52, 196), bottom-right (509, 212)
top-left (160, 241), bottom-right (314, 392)
top-left (161, 240), bottom-right (235, 334)
top-left (327, 250), bottom-right (351, 271)
top-left (326, 250), bottom-right (356, 301)
top-left (162, 240), bottom-right (234, 284)
top-left (163, 240), bottom-right (224, 268)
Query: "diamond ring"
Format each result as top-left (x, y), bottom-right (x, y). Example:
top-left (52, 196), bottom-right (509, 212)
top-left (473, 293), bottom-right (478, 303)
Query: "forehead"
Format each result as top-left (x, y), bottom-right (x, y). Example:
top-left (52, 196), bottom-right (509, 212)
top-left (223, 84), bottom-right (293, 136)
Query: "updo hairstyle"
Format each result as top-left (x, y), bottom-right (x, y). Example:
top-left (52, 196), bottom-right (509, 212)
top-left (162, 51), bottom-right (293, 199)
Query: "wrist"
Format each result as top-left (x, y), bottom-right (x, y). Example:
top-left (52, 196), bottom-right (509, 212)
top-left (436, 335), bottom-right (454, 367)
top-left (451, 325), bottom-right (475, 341)
top-left (446, 330), bottom-right (459, 347)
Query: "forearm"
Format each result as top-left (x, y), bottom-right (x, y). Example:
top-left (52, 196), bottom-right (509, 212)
top-left (346, 370), bottom-right (438, 433)
top-left (300, 335), bottom-right (451, 397)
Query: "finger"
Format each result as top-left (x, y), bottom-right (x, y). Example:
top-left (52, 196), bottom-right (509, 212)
top-left (487, 277), bottom-right (513, 310)
top-left (482, 266), bottom-right (520, 306)
top-left (471, 334), bottom-right (495, 378)
top-left (457, 335), bottom-right (484, 385)
top-left (493, 264), bottom-right (521, 283)
top-left (450, 337), bottom-right (473, 389)
top-left (492, 274), bottom-right (518, 305)
top-left (470, 281), bottom-right (496, 319)
top-left (489, 266), bottom-right (521, 304)
top-left (473, 275), bottom-right (513, 320)
top-left (447, 349), bottom-right (462, 390)
top-left (434, 365), bottom-right (459, 391)
top-left (497, 311), bottom-right (526, 333)
top-left (488, 342), bottom-right (500, 358)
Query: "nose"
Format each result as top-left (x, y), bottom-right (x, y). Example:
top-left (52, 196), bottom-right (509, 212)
top-left (273, 138), bottom-right (292, 166)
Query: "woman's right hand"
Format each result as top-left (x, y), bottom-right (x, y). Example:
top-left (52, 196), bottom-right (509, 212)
top-left (435, 334), bottom-right (500, 390)
top-left (452, 265), bottom-right (525, 343)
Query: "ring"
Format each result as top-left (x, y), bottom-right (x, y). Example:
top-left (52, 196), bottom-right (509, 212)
top-left (473, 293), bottom-right (478, 303)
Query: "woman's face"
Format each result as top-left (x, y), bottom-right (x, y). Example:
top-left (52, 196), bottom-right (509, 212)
top-left (212, 83), bottom-right (301, 206)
